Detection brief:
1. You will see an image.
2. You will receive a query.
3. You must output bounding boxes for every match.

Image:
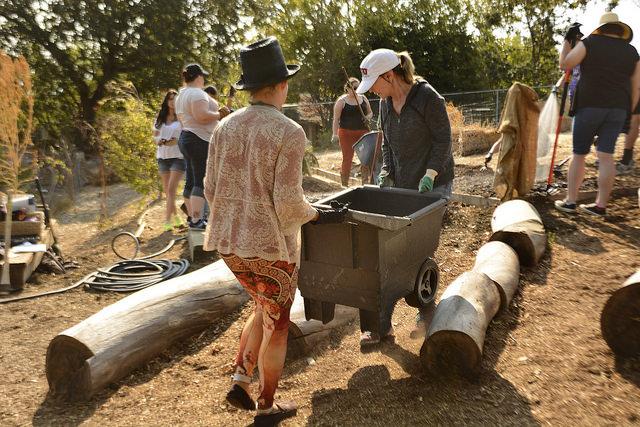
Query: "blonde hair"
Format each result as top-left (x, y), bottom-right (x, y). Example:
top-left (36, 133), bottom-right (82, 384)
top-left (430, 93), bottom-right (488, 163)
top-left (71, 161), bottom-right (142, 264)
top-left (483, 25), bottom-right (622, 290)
top-left (392, 51), bottom-right (422, 84)
top-left (344, 77), bottom-right (359, 93)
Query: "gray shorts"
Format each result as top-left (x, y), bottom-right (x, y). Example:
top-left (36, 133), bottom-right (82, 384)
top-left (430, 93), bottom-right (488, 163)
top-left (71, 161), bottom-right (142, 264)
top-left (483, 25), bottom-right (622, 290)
top-left (157, 158), bottom-right (186, 173)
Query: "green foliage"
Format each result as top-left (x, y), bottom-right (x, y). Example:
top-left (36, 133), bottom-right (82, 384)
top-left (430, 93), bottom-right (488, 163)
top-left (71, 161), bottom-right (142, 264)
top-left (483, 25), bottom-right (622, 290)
top-left (98, 92), bottom-right (159, 196)
top-left (0, 0), bottom-right (259, 151)
top-left (470, 0), bottom-right (589, 86)
top-left (302, 145), bottom-right (319, 176)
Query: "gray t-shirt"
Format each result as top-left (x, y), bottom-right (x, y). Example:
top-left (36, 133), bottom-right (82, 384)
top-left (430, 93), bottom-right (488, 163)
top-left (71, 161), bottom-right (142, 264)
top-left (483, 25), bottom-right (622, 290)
top-left (379, 80), bottom-right (454, 189)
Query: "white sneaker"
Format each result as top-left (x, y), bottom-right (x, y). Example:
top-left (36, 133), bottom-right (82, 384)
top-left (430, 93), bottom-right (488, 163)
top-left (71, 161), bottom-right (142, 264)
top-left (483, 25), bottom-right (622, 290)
top-left (616, 159), bottom-right (635, 175)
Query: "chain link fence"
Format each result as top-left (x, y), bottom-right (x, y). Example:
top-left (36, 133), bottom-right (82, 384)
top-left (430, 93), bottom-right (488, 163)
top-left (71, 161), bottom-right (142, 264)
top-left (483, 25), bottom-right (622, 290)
top-left (282, 85), bottom-right (554, 146)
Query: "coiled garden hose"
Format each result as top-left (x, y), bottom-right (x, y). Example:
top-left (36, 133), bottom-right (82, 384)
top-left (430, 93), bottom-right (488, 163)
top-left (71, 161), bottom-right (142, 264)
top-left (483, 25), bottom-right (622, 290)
top-left (0, 202), bottom-right (191, 303)
top-left (83, 258), bottom-right (190, 292)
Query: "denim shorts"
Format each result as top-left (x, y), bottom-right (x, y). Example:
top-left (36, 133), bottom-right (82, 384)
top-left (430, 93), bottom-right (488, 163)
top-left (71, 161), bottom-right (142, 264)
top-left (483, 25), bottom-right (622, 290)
top-left (157, 157), bottom-right (186, 173)
top-left (572, 107), bottom-right (627, 155)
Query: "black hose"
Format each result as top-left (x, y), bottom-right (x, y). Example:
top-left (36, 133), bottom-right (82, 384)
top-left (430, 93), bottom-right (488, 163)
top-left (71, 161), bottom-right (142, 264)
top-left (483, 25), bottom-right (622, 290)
top-left (83, 259), bottom-right (190, 292)
top-left (0, 258), bottom-right (190, 303)
top-left (111, 232), bottom-right (187, 260)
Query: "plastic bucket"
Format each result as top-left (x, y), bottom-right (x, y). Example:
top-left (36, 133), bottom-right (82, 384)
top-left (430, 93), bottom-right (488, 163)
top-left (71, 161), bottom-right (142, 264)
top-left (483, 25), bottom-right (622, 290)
top-left (352, 131), bottom-right (380, 166)
top-left (352, 131), bottom-right (383, 184)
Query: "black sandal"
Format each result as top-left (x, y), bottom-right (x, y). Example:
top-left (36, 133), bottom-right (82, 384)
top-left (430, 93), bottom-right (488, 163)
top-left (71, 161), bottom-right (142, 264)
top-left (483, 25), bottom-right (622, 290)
top-left (254, 401), bottom-right (297, 427)
top-left (225, 384), bottom-right (255, 410)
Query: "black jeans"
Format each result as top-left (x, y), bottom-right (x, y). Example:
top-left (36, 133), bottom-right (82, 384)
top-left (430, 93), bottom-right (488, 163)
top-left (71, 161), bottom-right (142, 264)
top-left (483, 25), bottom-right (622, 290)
top-left (178, 130), bottom-right (209, 198)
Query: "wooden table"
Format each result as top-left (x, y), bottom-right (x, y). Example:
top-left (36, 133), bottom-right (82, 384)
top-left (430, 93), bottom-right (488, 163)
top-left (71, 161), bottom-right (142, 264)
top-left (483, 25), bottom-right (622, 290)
top-left (0, 228), bottom-right (53, 291)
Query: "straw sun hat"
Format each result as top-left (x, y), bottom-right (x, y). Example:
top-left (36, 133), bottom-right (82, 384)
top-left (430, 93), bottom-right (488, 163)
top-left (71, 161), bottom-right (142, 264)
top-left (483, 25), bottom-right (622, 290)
top-left (592, 12), bottom-right (633, 42)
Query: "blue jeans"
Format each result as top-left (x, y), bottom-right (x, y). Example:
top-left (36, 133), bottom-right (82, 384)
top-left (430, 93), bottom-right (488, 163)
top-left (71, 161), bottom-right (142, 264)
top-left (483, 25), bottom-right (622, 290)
top-left (178, 131), bottom-right (209, 198)
top-left (572, 107), bottom-right (626, 155)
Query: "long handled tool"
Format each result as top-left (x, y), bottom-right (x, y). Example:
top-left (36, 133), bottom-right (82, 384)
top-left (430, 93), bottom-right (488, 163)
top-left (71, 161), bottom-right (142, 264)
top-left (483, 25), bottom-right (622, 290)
top-left (35, 177), bottom-right (62, 256)
top-left (341, 67), bottom-right (380, 183)
top-left (341, 67), bottom-right (370, 131)
top-left (546, 30), bottom-right (580, 193)
top-left (545, 69), bottom-right (571, 193)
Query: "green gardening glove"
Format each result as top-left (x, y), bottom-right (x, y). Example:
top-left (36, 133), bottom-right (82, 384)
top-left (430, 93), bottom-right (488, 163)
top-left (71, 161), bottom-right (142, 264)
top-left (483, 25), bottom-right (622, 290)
top-left (418, 169), bottom-right (438, 193)
top-left (378, 172), bottom-right (394, 188)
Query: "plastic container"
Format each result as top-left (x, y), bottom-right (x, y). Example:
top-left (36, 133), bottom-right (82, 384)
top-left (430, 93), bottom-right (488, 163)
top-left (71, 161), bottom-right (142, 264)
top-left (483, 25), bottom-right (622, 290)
top-left (352, 132), bottom-right (383, 184)
top-left (299, 186), bottom-right (447, 335)
top-left (11, 194), bottom-right (36, 214)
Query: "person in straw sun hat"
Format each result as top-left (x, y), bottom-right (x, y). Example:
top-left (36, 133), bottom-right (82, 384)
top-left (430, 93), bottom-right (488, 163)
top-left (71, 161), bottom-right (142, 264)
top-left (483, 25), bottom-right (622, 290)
top-left (555, 10), bottom-right (640, 218)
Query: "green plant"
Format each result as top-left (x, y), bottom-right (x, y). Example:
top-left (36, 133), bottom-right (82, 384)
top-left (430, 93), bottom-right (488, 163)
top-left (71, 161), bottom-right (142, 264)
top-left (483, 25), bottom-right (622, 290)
top-left (0, 51), bottom-right (34, 291)
top-left (302, 145), bottom-right (319, 176)
top-left (315, 129), bottom-right (335, 150)
top-left (98, 89), bottom-right (160, 196)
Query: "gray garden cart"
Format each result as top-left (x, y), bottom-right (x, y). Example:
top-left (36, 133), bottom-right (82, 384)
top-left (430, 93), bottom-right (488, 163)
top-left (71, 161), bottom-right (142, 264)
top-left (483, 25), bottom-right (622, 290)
top-left (298, 185), bottom-right (447, 336)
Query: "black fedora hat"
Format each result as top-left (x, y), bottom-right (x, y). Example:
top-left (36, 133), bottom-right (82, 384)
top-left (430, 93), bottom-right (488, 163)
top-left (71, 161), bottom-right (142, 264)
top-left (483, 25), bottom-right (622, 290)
top-left (234, 37), bottom-right (300, 91)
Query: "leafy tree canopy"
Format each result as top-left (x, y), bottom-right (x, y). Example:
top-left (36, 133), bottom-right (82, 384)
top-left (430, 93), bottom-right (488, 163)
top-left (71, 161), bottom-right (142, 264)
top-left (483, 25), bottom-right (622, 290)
top-left (0, 0), bottom-right (259, 149)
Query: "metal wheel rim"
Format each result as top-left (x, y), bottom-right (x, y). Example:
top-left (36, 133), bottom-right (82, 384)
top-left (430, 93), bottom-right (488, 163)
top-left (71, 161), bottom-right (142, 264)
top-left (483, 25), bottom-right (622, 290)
top-left (417, 269), bottom-right (436, 303)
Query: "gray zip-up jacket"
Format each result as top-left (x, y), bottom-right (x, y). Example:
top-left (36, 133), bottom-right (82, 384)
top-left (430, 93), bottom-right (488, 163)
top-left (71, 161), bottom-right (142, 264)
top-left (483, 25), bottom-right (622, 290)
top-left (379, 80), bottom-right (454, 189)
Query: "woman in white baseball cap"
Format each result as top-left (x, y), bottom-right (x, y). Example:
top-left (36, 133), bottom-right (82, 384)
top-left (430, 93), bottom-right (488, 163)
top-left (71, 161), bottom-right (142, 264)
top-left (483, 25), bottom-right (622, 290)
top-left (356, 48), bottom-right (455, 345)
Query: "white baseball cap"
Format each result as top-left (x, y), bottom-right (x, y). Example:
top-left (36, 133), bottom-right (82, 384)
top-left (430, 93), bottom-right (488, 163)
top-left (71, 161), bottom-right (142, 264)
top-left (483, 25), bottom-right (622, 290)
top-left (356, 49), bottom-right (400, 94)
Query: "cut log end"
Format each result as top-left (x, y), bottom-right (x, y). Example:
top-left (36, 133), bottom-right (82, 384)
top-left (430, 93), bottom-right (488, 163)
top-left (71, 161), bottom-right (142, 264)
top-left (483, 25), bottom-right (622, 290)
top-left (490, 230), bottom-right (540, 267)
top-left (601, 282), bottom-right (640, 357)
top-left (420, 330), bottom-right (482, 376)
top-left (46, 335), bottom-right (93, 401)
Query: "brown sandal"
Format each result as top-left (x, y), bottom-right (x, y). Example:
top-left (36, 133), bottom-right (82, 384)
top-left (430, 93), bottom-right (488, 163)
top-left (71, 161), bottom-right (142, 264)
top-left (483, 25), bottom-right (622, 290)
top-left (254, 401), bottom-right (297, 427)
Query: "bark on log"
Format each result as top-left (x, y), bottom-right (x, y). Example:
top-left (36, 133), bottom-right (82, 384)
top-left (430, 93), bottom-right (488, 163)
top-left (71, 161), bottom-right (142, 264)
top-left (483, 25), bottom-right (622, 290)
top-left (287, 289), bottom-right (358, 358)
top-left (472, 241), bottom-right (520, 310)
top-left (489, 199), bottom-right (545, 267)
top-left (421, 271), bottom-right (500, 375)
top-left (601, 270), bottom-right (640, 357)
top-left (46, 260), bottom-right (249, 401)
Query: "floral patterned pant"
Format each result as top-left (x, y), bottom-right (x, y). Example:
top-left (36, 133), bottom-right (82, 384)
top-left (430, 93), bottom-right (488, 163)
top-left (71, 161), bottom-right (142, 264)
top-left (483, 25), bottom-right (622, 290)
top-left (221, 254), bottom-right (297, 409)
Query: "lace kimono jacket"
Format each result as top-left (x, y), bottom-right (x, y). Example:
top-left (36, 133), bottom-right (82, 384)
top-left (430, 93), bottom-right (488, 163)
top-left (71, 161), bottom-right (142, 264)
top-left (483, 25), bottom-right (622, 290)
top-left (203, 105), bottom-right (317, 264)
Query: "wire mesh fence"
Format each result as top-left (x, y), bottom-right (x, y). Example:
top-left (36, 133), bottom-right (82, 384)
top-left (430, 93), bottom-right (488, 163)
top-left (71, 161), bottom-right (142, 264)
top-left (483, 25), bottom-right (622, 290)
top-left (282, 85), bottom-right (554, 146)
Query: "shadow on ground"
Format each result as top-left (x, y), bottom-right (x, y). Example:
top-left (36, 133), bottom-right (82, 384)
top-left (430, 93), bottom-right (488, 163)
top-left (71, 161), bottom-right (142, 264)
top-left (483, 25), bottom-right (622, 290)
top-left (307, 362), bottom-right (538, 426)
top-left (32, 306), bottom-right (246, 426)
top-left (308, 280), bottom-right (536, 425)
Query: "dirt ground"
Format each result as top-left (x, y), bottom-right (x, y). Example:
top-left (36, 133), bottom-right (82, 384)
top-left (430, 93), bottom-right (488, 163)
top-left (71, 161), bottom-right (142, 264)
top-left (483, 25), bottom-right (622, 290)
top-left (0, 134), bottom-right (639, 426)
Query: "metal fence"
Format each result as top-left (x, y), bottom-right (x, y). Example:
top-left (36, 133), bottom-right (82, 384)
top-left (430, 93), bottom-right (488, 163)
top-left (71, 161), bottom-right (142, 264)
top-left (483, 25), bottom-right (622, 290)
top-left (282, 85), bottom-right (553, 145)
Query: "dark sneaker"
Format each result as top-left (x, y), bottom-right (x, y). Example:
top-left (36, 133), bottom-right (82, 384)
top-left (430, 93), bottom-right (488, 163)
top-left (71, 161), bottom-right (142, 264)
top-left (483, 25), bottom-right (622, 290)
top-left (616, 159), bottom-right (635, 175)
top-left (554, 200), bottom-right (577, 214)
top-left (189, 219), bottom-right (207, 230)
top-left (578, 203), bottom-right (606, 217)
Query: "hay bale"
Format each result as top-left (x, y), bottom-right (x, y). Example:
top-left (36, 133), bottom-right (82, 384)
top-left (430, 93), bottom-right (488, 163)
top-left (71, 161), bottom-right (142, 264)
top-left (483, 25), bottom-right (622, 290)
top-left (457, 126), bottom-right (500, 156)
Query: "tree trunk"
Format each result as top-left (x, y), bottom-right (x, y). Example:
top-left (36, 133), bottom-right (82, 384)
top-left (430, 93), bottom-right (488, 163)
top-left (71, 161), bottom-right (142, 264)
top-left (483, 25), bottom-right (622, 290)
top-left (472, 241), bottom-right (520, 310)
top-left (489, 199), bottom-right (545, 267)
top-left (1, 194), bottom-right (13, 292)
top-left (420, 271), bottom-right (500, 376)
top-left (46, 260), bottom-right (249, 401)
top-left (601, 269), bottom-right (640, 357)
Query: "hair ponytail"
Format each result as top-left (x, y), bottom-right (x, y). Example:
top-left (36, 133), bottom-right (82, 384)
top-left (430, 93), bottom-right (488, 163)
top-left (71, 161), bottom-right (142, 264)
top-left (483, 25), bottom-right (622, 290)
top-left (392, 51), bottom-right (421, 84)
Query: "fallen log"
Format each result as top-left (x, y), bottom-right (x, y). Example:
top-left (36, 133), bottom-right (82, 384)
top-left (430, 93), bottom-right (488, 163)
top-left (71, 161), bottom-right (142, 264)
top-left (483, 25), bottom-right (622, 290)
top-left (472, 241), bottom-right (520, 310)
top-left (287, 289), bottom-right (358, 358)
top-left (46, 260), bottom-right (249, 401)
top-left (420, 271), bottom-right (500, 375)
top-left (489, 199), bottom-right (545, 267)
top-left (601, 270), bottom-right (640, 357)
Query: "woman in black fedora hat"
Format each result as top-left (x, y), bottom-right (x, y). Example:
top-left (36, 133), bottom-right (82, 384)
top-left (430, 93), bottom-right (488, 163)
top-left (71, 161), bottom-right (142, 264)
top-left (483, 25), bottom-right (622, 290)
top-left (202, 37), bottom-right (346, 425)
